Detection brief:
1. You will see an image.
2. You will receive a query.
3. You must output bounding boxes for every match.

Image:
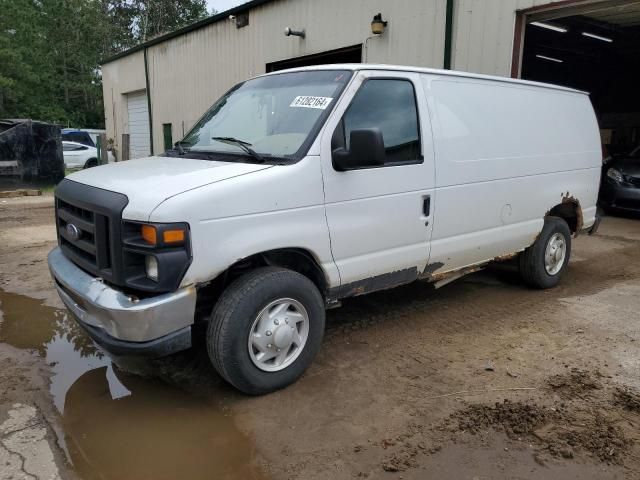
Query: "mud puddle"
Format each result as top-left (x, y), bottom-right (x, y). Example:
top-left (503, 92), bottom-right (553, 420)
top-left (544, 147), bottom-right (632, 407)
top-left (0, 289), bottom-right (266, 480)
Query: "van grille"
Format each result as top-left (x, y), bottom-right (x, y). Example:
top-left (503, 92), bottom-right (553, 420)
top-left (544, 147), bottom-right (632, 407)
top-left (54, 179), bottom-right (128, 285)
top-left (57, 198), bottom-right (110, 271)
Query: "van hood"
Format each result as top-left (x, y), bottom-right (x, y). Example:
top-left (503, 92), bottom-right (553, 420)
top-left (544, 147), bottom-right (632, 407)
top-left (66, 156), bottom-right (273, 221)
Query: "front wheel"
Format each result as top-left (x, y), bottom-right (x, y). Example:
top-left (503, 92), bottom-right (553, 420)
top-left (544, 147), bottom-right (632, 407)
top-left (519, 216), bottom-right (572, 289)
top-left (207, 267), bottom-right (325, 395)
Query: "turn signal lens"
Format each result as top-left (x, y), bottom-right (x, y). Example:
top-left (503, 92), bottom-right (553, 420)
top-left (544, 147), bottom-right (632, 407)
top-left (141, 225), bottom-right (157, 245)
top-left (163, 229), bottom-right (185, 244)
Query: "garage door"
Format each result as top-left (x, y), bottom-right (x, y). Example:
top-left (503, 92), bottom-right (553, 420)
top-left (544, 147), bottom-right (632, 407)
top-left (266, 44), bottom-right (362, 72)
top-left (127, 91), bottom-right (151, 159)
top-left (515, 0), bottom-right (640, 156)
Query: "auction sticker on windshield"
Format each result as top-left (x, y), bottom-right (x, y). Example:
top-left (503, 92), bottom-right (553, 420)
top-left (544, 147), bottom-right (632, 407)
top-left (290, 96), bottom-right (333, 109)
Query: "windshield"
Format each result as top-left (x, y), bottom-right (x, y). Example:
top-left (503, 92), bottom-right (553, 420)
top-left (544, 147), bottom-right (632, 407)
top-left (177, 70), bottom-right (352, 161)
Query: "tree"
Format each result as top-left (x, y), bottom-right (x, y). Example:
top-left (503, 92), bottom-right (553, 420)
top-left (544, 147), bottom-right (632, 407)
top-left (0, 0), bottom-right (105, 125)
top-left (136, 0), bottom-right (208, 42)
top-left (42, 0), bottom-right (106, 126)
top-left (0, 0), bottom-right (210, 127)
top-left (0, 0), bottom-right (65, 120)
top-left (99, 0), bottom-right (209, 53)
top-left (101, 0), bottom-right (140, 54)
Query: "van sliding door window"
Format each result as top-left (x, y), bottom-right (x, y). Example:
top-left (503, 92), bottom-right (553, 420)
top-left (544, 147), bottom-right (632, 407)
top-left (339, 79), bottom-right (422, 166)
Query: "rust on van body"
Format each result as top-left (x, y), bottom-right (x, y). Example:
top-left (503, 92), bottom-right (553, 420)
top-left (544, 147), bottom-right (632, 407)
top-left (561, 192), bottom-right (584, 235)
top-left (545, 192), bottom-right (584, 237)
top-left (492, 252), bottom-right (519, 263)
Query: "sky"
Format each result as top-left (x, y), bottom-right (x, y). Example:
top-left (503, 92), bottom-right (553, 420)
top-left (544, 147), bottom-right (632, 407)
top-left (207, 0), bottom-right (246, 14)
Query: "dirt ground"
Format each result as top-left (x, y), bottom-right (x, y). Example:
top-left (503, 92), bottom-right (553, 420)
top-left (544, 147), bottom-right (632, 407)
top-left (1, 193), bottom-right (640, 479)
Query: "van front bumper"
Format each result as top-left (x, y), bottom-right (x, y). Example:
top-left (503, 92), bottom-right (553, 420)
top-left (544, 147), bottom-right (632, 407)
top-left (48, 247), bottom-right (195, 357)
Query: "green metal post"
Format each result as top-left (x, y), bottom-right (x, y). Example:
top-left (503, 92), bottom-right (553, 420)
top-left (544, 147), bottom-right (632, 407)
top-left (444, 0), bottom-right (454, 70)
top-left (143, 48), bottom-right (154, 155)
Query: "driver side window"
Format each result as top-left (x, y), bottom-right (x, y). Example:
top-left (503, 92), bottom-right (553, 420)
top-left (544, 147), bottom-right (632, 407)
top-left (334, 79), bottom-right (422, 166)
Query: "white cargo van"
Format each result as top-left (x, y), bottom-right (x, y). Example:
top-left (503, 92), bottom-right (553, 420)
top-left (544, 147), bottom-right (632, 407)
top-left (49, 65), bottom-right (601, 394)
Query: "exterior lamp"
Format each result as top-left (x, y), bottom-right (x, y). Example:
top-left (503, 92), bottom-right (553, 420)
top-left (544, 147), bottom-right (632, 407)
top-left (284, 27), bottom-right (305, 38)
top-left (371, 13), bottom-right (388, 35)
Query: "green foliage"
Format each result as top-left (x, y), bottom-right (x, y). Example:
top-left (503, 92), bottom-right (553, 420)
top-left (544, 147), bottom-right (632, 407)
top-left (136, 0), bottom-right (209, 42)
top-left (0, 0), bottom-right (209, 128)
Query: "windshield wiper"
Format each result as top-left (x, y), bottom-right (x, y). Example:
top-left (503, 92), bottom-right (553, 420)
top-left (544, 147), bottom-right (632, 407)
top-left (212, 136), bottom-right (265, 163)
top-left (174, 140), bottom-right (192, 155)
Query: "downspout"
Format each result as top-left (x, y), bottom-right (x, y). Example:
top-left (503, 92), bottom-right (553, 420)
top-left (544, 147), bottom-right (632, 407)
top-left (143, 47), bottom-right (154, 155)
top-left (443, 0), bottom-right (454, 70)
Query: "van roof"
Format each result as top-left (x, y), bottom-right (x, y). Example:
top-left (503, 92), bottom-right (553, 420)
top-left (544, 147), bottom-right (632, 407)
top-left (261, 63), bottom-right (587, 95)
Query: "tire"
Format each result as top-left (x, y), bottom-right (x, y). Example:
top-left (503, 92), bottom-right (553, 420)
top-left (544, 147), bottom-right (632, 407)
top-left (84, 158), bottom-right (98, 169)
top-left (519, 216), bottom-right (571, 289)
top-left (207, 267), bottom-right (325, 395)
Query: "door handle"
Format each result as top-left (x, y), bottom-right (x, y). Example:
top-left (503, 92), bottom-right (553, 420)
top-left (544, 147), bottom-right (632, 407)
top-left (423, 196), bottom-right (431, 216)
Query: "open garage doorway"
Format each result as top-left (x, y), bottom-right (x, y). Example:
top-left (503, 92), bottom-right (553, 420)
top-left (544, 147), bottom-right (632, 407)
top-left (514, 1), bottom-right (640, 156)
top-left (266, 44), bottom-right (362, 72)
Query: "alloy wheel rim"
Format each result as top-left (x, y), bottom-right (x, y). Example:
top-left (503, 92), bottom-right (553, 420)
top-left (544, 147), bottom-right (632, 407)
top-left (248, 298), bottom-right (309, 372)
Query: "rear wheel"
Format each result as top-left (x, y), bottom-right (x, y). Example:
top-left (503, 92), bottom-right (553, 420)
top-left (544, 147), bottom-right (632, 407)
top-left (207, 267), bottom-right (325, 395)
top-left (519, 216), bottom-right (571, 289)
top-left (84, 158), bottom-right (98, 168)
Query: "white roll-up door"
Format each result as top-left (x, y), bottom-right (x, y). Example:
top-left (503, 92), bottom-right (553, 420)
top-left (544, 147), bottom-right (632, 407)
top-left (127, 91), bottom-right (151, 159)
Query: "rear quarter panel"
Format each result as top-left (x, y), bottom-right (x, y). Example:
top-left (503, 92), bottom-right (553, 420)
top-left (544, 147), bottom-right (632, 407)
top-left (422, 74), bottom-right (601, 272)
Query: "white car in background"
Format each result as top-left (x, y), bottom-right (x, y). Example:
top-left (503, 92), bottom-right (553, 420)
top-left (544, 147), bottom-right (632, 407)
top-left (62, 141), bottom-right (99, 169)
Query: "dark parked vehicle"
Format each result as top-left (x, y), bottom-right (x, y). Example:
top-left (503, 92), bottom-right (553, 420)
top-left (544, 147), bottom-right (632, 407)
top-left (599, 145), bottom-right (640, 213)
top-left (0, 119), bottom-right (64, 182)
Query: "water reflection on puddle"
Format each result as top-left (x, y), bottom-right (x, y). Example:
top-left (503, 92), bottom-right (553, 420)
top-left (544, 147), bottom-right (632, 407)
top-left (0, 290), bottom-right (265, 480)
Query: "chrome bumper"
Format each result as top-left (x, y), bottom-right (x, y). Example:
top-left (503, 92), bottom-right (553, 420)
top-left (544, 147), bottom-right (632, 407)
top-left (48, 247), bottom-right (196, 355)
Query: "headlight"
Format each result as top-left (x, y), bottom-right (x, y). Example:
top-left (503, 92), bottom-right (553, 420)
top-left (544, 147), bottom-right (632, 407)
top-left (145, 255), bottom-right (159, 282)
top-left (607, 168), bottom-right (624, 183)
top-left (121, 221), bottom-right (191, 293)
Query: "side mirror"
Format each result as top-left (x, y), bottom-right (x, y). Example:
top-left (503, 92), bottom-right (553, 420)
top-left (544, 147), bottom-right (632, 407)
top-left (332, 128), bottom-right (385, 171)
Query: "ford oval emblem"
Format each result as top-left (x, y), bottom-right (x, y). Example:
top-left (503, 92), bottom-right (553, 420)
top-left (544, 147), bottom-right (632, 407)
top-left (66, 223), bottom-right (81, 241)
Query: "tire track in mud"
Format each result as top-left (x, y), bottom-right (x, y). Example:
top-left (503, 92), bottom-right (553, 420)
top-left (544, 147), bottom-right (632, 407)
top-left (312, 239), bottom-right (640, 477)
top-left (377, 371), bottom-right (640, 475)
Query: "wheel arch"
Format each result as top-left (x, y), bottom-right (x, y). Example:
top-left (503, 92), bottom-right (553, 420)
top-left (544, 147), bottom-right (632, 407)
top-left (195, 247), bottom-right (330, 321)
top-left (84, 157), bottom-right (98, 169)
top-left (547, 195), bottom-right (583, 236)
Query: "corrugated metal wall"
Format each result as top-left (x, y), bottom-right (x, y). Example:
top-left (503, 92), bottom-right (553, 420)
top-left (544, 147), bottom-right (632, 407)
top-left (450, 0), bottom-right (564, 75)
top-left (102, 51), bottom-right (146, 157)
top-left (102, 0), bottom-right (567, 156)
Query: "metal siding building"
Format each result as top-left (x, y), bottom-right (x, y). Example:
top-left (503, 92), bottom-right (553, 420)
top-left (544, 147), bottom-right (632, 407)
top-left (101, 0), bottom-right (572, 158)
